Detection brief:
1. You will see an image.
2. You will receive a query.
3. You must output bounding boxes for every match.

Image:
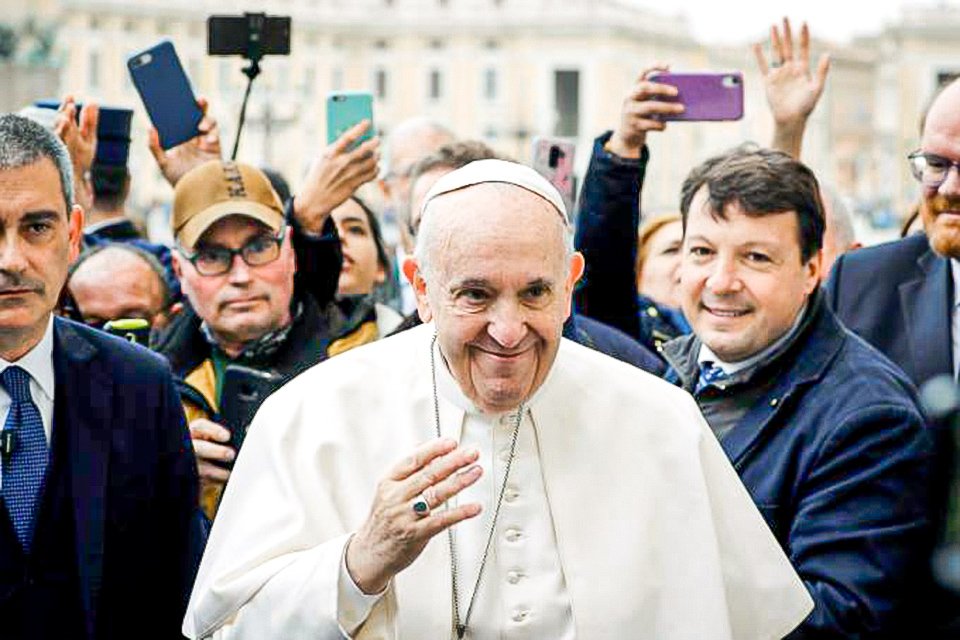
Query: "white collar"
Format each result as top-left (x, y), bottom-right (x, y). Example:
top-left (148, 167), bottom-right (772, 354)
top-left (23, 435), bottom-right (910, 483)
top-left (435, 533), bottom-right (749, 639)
top-left (0, 315), bottom-right (56, 402)
top-left (697, 301), bottom-right (808, 376)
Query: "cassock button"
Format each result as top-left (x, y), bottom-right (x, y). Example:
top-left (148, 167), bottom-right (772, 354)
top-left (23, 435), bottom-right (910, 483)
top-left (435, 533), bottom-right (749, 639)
top-left (498, 448), bottom-right (512, 462)
top-left (504, 527), bottom-right (523, 542)
top-left (504, 487), bottom-right (519, 503)
top-left (507, 569), bottom-right (524, 584)
top-left (511, 609), bottom-right (530, 623)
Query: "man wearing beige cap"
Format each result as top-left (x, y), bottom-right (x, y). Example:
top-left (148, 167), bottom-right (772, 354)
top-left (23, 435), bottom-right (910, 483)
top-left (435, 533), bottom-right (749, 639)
top-left (184, 159), bottom-right (813, 639)
top-left (154, 158), bottom-right (369, 520)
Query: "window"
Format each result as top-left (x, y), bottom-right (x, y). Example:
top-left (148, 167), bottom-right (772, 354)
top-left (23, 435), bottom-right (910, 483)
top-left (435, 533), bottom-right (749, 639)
top-left (375, 68), bottom-right (388, 100)
top-left (429, 69), bottom-right (443, 101)
top-left (302, 64), bottom-right (316, 96)
top-left (332, 67), bottom-right (343, 91)
top-left (89, 51), bottom-right (100, 90)
top-left (483, 67), bottom-right (498, 101)
top-left (554, 70), bottom-right (580, 137)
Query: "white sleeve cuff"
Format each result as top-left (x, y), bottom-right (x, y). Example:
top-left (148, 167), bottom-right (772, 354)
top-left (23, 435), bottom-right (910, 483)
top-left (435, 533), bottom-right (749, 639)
top-left (337, 540), bottom-right (388, 637)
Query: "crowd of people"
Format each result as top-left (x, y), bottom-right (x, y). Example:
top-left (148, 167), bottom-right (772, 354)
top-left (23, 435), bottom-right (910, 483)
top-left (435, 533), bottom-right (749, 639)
top-left (0, 15), bottom-right (958, 639)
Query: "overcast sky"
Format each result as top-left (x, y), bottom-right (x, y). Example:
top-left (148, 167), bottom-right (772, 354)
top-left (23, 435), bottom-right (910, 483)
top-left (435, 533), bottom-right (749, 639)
top-left (628, 0), bottom-right (953, 44)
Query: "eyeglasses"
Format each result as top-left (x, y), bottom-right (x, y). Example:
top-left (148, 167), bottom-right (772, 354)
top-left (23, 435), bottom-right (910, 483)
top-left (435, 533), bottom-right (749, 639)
top-left (907, 151), bottom-right (960, 189)
top-left (181, 226), bottom-right (285, 277)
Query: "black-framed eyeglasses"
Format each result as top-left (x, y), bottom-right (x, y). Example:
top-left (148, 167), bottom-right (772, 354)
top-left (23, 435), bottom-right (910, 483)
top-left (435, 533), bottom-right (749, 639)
top-left (180, 225), bottom-right (285, 277)
top-left (907, 151), bottom-right (960, 189)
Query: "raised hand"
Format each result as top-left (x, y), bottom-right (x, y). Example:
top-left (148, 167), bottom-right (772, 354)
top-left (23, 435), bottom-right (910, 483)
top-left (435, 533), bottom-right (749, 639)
top-left (345, 438), bottom-right (483, 594)
top-left (148, 97), bottom-right (222, 187)
top-left (606, 65), bottom-right (685, 159)
top-left (292, 120), bottom-right (380, 235)
top-left (54, 96), bottom-right (99, 212)
top-left (753, 18), bottom-right (831, 158)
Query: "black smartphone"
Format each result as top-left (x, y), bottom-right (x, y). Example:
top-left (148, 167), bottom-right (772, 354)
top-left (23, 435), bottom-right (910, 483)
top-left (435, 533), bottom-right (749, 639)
top-left (127, 40), bottom-right (203, 150)
top-left (207, 14), bottom-right (291, 57)
top-left (219, 365), bottom-right (284, 461)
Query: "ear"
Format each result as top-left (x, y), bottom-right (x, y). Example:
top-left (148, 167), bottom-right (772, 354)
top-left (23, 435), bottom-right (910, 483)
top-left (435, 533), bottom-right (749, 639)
top-left (171, 251), bottom-right (183, 280)
top-left (803, 249), bottom-right (822, 295)
top-left (67, 205), bottom-right (84, 264)
top-left (402, 256), bottom-right (432, 323)
top-left (562, 252), bottom-right (586, 318)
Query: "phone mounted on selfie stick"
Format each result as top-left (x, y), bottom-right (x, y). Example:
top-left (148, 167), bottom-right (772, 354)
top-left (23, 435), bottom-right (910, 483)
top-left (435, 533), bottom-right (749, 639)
top-left (207, 13), bottom-right (291, 160)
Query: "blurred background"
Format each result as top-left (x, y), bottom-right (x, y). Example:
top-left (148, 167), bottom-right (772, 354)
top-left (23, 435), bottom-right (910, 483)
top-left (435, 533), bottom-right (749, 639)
top-left (4, 0), bottom-right (959, 246)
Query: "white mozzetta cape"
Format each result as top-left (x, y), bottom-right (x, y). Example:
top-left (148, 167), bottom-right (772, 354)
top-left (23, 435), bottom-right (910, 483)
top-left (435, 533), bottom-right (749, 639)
top-left (184, 323), bottom-right (812, 639)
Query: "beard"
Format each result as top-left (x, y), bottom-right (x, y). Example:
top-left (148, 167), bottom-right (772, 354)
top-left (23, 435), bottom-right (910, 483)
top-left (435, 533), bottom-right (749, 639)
top-left (921, 193), bottom-right (960, 258)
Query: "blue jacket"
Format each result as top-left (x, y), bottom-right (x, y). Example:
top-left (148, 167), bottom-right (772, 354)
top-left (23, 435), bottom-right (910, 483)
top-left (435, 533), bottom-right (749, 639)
top-left (573, 133), bottom-right (689, 357)
top-left (663, 295), bottom-right (941, 638)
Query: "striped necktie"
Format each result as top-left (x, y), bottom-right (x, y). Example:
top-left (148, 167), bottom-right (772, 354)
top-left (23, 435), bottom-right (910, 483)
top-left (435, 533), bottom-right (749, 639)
top-left (695, 361), bottom-right (729, 394)
top-left (1, 366), bottom-right (48, 551)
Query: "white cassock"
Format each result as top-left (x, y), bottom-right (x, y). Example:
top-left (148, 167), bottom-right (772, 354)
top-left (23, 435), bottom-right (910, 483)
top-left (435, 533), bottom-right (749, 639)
top-left (183, 323), bottom-right (812, 639)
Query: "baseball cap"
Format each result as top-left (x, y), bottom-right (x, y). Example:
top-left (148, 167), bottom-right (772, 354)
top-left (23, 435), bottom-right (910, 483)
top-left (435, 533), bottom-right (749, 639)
top-left (173, 160), bottom-right (284, 250)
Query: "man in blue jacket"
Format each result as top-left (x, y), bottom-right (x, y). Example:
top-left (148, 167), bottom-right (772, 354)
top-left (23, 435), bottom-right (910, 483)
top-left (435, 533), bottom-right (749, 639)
top-left (662, 145), bottom-right (941, 638)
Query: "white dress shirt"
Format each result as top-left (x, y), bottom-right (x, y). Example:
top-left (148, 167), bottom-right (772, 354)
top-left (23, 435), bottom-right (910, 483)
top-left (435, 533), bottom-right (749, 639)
top-left (0, 316), bottom-right (56, 490)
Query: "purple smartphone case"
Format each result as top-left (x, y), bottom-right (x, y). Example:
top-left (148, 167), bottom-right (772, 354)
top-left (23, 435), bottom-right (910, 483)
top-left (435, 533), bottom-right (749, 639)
top-left (649, 72), bottom-right (744, 121)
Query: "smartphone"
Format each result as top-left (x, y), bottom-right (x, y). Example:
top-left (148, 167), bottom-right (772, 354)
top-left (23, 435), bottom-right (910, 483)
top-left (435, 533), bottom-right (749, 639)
top-left (103, 318), bottom-right (151, 346)
top-left (219, 364), bottom-right (284, 461)
top-left (326, 91), bottom-right (374, 146)
top-left (648, 72), bottom-right (744, 122)
top-left (207, 14), bottom-right (291, 57)
top-left (531, 137), bottom-right (576, 214)
top-left (127, 41), bottom-right (203, 149)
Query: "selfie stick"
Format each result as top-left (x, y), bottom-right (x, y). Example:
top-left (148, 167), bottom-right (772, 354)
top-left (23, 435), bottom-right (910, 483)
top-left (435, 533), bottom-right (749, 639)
top-left (230, 14), bottom-right (267, 161)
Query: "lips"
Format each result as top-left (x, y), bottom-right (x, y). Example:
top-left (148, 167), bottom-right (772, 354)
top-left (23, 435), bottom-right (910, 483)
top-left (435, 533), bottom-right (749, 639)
top-left (702, 303), bottom-right (750, 318)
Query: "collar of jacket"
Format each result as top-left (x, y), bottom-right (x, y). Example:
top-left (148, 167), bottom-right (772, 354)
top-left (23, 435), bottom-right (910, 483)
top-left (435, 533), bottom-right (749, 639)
top-left (662, 288), bottom-right (843, 393)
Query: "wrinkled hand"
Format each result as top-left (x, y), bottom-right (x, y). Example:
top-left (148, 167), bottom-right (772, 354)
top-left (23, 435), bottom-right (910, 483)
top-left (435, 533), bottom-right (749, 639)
top-left (293, 120), bottom-right (380, 235)
top-left (189, 418), bottom-right (235, 487)
top-left (753, 18), bottom-right (831, 129)
top-left (149, 97), bottom-right (221, 187)
top-left (55, 96), bottom-right (99, 174)
top-left (345, 438), bottom-right (483, 594)
top-left (606, 65), bottom-right (685, 159)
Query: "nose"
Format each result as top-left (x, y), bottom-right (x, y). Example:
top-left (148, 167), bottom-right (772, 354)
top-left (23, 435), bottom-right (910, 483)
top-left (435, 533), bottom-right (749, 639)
top-left (0, 235), bottom-right (29, 274)
top-left (486, 300), bottom-right (528, 349)
top-left (227, 253), bottom-right (252, 285)
top-left (939, 165), bottom-right (960, 197)
top-left (704, 256), bottom-right (742, 295)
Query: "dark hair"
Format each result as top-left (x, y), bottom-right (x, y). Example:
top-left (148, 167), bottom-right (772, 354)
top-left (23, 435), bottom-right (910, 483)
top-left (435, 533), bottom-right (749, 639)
top-left (679, 144), bottom-right (825, 263)
top-left (260, 166), bottom-right (291, 204)
top-left (349, 195), bottom-right (390, 273)
top-left (68, 242), bottom-right (173, 310)
top-left (91, 164), bottom-right (130, 211)
top-left (0, 113), bottom-right (74, 211)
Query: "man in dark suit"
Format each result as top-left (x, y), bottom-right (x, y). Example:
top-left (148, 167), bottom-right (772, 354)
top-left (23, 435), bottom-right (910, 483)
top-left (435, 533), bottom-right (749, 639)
top-left (0, 114), bottom-right (200, 638)
top-left (826, 78), bottom-right (960, 389)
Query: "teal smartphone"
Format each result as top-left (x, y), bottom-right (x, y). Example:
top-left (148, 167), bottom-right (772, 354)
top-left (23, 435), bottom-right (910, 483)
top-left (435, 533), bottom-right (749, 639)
top-left (326, 91), bottom-right (374, 146)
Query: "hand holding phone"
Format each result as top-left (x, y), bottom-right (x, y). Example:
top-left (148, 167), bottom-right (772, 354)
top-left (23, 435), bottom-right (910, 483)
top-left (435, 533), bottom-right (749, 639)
top-left (128, 41), bottom-right (204, 150)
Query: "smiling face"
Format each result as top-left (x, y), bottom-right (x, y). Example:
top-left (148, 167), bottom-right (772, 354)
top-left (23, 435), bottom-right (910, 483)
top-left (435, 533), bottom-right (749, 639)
top-left (0, 159), bottom-right (82, 360)
top-left (405, 183), bottom-right (583, 414)
top-left (332, 199), bottom-right (385, 296)
top-left (919, 82), bottom-right (960, 258)
top-left (173, 215), bottom-right (295, 353)
top-left (680, 188), bottom-right (820, 363)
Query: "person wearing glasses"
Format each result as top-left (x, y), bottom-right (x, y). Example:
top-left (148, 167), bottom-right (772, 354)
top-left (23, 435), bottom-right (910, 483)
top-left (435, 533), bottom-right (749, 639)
top-left (154, 159), bottom-right (372, 520)
top-left (825, 78), bottom-right (960, 391)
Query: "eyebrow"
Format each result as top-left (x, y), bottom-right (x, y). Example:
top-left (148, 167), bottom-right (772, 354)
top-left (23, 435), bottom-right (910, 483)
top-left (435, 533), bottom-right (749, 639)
top-left (448, 277), bottom-right (490, 293)
top-left (338, 216), bottom-right (367, 226)
top-left (22, 210), bottom-right (62, 224)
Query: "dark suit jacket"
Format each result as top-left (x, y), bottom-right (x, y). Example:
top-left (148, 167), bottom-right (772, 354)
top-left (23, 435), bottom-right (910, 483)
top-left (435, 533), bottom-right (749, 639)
top-left (51, 317), bottom-right (200, 639)
top-left (825, 233), bottom-right (952, 388)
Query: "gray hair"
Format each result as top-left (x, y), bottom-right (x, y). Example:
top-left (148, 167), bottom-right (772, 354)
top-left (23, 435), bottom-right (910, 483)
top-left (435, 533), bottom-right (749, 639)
top-left (0, 114), bottom-right (74, 212)
top-left (414, 183), bottom-right (574, 283)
